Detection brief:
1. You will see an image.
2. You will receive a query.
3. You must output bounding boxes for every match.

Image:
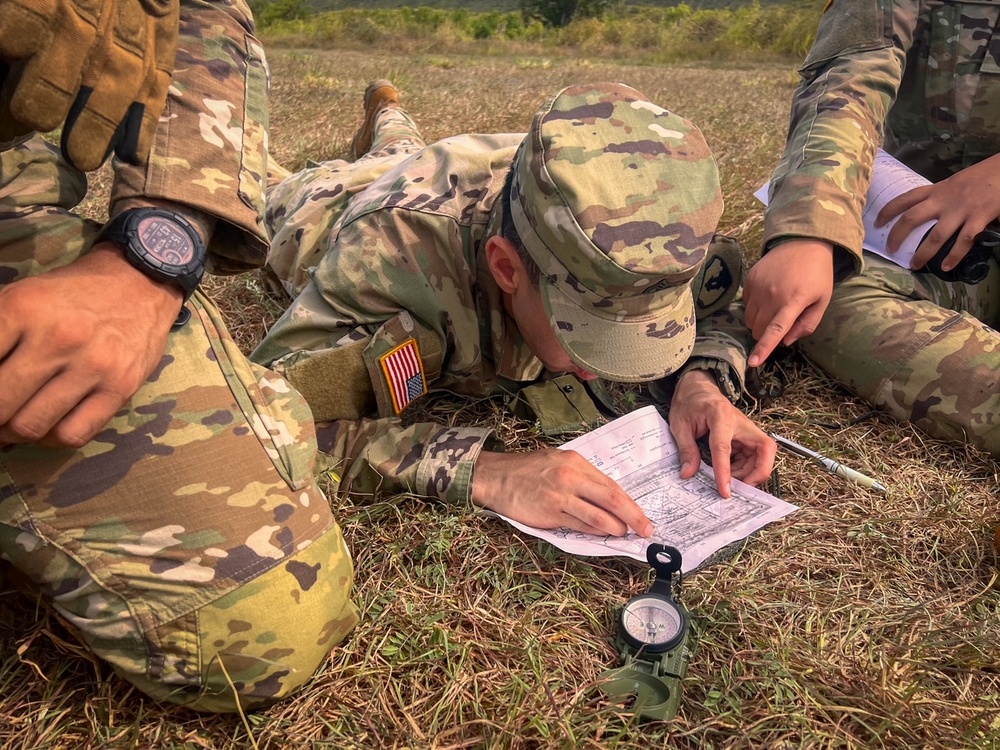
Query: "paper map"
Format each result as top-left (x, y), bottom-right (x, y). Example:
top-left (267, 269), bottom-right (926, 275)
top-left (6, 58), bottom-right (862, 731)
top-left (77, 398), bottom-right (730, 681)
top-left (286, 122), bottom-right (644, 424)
top-left (498, 406), bottom-right (797, 570)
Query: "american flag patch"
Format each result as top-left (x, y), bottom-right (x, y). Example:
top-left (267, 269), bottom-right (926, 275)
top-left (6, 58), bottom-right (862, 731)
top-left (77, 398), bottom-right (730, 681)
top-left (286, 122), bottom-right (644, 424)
top-left (379, 339), bottom-right (428, 414)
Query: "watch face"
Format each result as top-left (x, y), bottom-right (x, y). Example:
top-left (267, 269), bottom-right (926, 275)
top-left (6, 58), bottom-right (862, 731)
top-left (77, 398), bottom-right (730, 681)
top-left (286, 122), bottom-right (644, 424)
top-left (136, 215), bottom-right (197, 268)
top-left (621, 594), bottom-right (685, 650)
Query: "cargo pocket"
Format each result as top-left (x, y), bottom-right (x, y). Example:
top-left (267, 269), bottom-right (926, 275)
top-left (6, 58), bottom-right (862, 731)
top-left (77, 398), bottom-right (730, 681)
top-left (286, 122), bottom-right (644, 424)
top-left (191, 292), bottom-right (315, 491)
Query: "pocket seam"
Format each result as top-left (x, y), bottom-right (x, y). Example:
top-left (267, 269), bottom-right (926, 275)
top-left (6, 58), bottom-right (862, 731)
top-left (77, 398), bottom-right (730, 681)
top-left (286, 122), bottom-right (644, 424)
top-left (237, 32), bottom-right (269, 215)
top-left (191, 293), bottom-right (310, 491)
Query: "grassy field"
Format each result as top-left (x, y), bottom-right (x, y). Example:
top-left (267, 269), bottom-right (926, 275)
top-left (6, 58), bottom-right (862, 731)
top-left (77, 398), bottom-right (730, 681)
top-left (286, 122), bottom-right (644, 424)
top-left (257, 3), bottom-right (823, 62)
top-left (2, 44), bottom-right (1000, 750)
top-left (288, 0), bottom-right (815, 12)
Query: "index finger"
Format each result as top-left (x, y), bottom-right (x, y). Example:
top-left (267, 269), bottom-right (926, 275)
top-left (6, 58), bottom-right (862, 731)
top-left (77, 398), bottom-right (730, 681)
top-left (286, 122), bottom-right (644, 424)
top-left (748, 305), bottom-right (801, 367)
top-left (876, 185), bottom-right (927, 229)
top-left (575, 468), bottom-right (653, 537)
top-left (707, 430), bottom-right (733, 498)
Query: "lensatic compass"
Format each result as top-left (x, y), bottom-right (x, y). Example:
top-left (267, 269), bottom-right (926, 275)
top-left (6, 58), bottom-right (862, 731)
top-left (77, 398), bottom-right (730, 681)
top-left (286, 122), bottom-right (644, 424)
top-left (600, 543), bottom-right (691, 721)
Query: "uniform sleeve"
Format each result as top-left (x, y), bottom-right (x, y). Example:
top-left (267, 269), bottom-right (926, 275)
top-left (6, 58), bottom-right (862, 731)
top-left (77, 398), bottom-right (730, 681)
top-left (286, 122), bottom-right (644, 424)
top-left (109, 0), bottom-right (269, 273)
top-left (255, 280), bottom-right (497, 506)
top-left (763, 0), bottom-right (915, 265)
top-left (681, 299), bottom-right (753, 402)
top-left (251, 214), bottom-right (497, 507)
top-left (315, 417), bottom-right (496, 508)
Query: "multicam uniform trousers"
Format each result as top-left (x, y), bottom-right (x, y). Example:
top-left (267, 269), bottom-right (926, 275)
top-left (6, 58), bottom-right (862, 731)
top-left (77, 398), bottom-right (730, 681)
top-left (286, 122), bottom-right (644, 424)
top-left (800, 251), bottom-right (1000, 455)
top-left (0, 139), bottom-right (358, 712)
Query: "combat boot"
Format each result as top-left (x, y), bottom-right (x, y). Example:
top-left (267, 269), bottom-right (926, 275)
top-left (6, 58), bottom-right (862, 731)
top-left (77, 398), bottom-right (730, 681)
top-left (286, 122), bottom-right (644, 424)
top-left (694, 233), bottom-right (744, 320)
top-left (350, 79), bottom-right (400, 160)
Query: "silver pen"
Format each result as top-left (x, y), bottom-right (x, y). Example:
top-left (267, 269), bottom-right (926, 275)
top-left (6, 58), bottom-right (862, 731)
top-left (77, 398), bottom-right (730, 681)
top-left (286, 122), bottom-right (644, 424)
top-left (770, 433), bottom-right (888, 493)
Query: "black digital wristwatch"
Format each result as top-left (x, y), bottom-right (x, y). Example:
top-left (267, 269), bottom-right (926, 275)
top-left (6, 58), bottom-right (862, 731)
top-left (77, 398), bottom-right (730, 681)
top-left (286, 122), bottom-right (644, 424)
top-left (98, 207), bottom-right (207, 329)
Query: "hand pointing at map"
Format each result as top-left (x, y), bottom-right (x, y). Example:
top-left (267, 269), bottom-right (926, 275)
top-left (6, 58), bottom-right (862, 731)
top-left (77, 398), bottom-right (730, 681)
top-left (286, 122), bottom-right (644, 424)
top-left (491, 405), bottom-right (796, 570)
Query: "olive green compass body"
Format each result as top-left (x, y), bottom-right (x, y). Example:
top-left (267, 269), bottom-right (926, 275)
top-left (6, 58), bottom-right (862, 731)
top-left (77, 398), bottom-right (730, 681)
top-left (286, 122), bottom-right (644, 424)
top-left (600, 543), bottom-right (692, 722)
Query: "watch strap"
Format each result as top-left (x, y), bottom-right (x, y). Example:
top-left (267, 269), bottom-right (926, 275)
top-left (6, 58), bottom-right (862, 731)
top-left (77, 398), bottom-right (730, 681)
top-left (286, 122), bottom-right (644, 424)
top-left (172, 305), bottom-right (192, 330)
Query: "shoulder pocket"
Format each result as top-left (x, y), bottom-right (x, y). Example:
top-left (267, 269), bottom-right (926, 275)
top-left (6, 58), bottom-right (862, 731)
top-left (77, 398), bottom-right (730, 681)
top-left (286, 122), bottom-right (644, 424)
top-left (364, 312), bottom-right (445, 417)
top-left (800, 0), bottom-right (894, 75)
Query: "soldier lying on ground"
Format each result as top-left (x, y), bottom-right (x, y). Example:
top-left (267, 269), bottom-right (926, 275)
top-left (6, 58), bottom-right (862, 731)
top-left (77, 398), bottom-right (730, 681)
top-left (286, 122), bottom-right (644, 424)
top-left (739, 0), bottom-right (1000, 454)
top-left (0, 0), bottom-right (357, 713)
top-left (253, 81), bottom-right (778, 536)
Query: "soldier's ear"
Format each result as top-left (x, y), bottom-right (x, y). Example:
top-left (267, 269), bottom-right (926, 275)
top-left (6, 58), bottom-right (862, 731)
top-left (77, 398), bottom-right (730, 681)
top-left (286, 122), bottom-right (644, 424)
top-left (485, 235), bottom-right (527, 294)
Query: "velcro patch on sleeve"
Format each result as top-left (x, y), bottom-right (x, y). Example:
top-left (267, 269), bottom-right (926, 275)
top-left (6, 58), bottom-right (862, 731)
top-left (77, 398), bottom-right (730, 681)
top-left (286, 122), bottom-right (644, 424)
top-left (281, 338), bottom-right (377, 423)
top-left (379, 339), bottom-right (428, 414)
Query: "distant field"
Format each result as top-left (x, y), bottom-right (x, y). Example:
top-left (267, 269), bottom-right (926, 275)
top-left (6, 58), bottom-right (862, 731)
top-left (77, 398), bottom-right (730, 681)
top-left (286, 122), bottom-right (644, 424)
top-left (3, 43), bottom-right (999, 750)
top-left (295, 0), bottom-right (817, 11)
top-left (258, 2), bottom-right (824, 64)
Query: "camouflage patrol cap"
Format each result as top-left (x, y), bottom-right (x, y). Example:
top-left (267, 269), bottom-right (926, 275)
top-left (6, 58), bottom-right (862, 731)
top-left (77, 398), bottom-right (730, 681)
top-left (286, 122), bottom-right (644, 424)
top-left (510, 82), bottom-right (724, 381)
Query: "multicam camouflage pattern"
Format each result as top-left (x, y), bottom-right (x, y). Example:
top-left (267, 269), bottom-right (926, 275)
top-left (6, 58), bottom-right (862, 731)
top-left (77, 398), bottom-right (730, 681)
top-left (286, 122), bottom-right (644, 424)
top-left (680, 264), bottom-right (1000, 449)
top-left (254, 89), bottom-right (724, 504)
top-left (111, 0), bottom-right (272, 268)
top-left (802, 254), bottom-right (1000, 453)
top-left (265, 106), bottom-right (426, 298)
top-left (0, 0), bottom-right (358, 713)
top-left (511, 83), bottom-right (723, 382)
top-left (750, 0), bottom-right (1000, 455)
top-left (254, 106), bottom-right (526, 506)
top-left (763, 0), bottom-right (1000, 260)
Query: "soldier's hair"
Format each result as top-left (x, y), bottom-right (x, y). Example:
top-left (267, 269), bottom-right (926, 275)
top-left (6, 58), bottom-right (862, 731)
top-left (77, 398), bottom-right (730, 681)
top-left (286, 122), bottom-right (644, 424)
top-left (501, 165), bottom-right (542, 287)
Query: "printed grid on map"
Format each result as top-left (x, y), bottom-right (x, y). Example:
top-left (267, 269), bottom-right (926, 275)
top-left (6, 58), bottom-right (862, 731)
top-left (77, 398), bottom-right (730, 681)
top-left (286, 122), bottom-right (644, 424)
top-left (499, 406), bottom-right (797, 566)
top-left (548, 456), bottom-right (780, 560)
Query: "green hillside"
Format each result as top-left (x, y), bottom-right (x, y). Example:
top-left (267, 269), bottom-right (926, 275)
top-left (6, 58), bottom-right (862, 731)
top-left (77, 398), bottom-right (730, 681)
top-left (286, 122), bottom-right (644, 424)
top-left (296, 0), bottom-right (817, 12)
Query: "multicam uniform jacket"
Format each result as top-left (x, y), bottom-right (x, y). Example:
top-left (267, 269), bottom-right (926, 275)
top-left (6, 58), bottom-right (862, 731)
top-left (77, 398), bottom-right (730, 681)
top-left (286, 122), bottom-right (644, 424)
top-left (253, 134), bottom-right (546, 507)
top-left (687, 0), bottom-right (1000, 407)
top-left (734, 0), bottom-right (1000, 454)
top-left (764, 0), bottom-right (1000, 262)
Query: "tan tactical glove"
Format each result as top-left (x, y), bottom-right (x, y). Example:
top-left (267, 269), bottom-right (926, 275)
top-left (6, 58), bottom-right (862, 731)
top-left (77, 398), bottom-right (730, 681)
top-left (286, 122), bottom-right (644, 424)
top-left (0, 0), bottom-right (180, 171)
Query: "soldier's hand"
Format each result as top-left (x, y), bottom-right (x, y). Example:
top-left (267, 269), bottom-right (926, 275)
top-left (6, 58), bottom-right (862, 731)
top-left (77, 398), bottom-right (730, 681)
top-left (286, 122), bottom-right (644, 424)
top-left (0, 243), bottom-right (182, 448)
top-left (0, 0), bottom-right (180, 170)
top-left (668, 369), bottom-right (776, 496)
top-left (472, 449), bottom-right (654, 537)
top-left (877, 152), bottom-right (1000, 273)
top-left (743, 239), bottom-right (835, 366)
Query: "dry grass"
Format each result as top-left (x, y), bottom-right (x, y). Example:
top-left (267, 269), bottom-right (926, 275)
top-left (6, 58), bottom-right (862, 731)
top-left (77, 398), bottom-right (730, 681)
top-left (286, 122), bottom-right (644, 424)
top-left (2, 47), bottom-right (999, 749)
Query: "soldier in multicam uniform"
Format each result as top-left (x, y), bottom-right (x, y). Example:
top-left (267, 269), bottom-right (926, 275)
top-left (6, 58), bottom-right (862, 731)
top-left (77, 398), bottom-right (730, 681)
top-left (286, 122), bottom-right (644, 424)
top-left (253, 81), bottom-right (778, 534)
top-left (0, 0), bottom-right (357, 712)
top-left (739, 0), bottom-right (1000, 454)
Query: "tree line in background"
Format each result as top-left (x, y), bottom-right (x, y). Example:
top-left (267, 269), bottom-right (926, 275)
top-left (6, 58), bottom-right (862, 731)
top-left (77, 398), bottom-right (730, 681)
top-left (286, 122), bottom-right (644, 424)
top-left (519, 0), bottom-right (619, 28)
top-left (250, 1), bottom-right (823, 63)
top-left (252, 0), bottom-right (606, 26)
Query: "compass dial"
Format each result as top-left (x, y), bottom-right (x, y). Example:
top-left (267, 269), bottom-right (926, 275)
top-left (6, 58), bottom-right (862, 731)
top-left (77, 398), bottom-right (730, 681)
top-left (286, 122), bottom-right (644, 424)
top-left (621, 594), bottom-right (685, 651)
